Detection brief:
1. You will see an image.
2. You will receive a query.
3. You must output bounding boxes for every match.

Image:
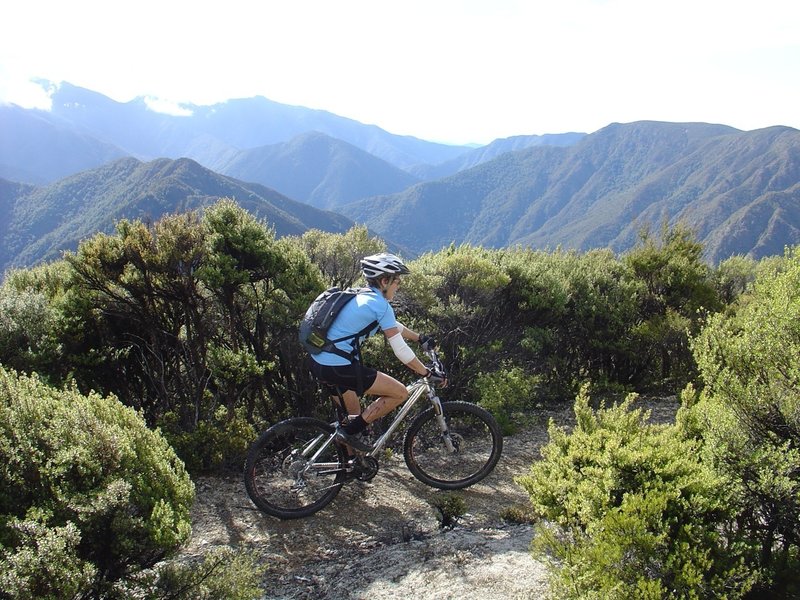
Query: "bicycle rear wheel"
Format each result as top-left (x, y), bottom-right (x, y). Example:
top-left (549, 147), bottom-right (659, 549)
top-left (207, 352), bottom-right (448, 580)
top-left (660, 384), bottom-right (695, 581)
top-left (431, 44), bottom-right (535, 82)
top-left (244, 417), bottom-right (347, 519)
top-left (404, 401), bottom-right (503, 490)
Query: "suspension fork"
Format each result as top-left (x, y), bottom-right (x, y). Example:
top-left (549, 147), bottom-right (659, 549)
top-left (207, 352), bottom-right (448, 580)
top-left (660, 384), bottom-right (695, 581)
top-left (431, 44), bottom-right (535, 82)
top-left (429, 392), bottom-right (457, 452)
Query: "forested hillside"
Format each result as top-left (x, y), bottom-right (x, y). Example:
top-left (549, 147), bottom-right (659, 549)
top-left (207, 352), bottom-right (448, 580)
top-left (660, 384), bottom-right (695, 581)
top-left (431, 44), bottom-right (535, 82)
top-left (341, 121), bottom-right (800, 263)
top-left (408, 132), bottom-right (586, 180)
top-left (4, 83), bottom-right (799, 270)
top-left (3, 121), bottom-right (798, 275)
top-left (0, 157), bottom-right (354, 272)
top-left (215, 131), bottom-right (421, 209)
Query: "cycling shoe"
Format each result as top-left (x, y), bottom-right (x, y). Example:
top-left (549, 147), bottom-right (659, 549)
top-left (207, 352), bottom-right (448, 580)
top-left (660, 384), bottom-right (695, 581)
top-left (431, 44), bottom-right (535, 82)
top-left (334, 425), bottom-right (372, 452)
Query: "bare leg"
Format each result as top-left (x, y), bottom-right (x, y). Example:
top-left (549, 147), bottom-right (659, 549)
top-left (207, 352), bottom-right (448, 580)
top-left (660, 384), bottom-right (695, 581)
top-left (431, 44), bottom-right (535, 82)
top-left (361, 372), bottom-right (409, 423)
top-left (330, 389), bottom-right (362, 419)
top-left (336, 389), bottom-right (361, 416)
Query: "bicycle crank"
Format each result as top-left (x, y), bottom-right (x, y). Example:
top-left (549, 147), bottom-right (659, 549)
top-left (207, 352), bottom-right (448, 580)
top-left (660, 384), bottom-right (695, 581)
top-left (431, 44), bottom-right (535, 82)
top-left (345, 455), bottom-right (379, 482)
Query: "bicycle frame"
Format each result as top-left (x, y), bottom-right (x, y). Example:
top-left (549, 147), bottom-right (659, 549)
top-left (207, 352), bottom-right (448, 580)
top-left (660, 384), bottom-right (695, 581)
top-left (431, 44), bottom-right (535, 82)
top-left (299, 376), bottom-right (451, 478)
top-left (368, 378), bottom-right (451, 456)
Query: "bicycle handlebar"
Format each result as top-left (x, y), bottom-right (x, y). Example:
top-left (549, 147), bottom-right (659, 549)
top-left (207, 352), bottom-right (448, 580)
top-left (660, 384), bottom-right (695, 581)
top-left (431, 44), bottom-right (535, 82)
top-left (423, 348), bottom-right (447, 380)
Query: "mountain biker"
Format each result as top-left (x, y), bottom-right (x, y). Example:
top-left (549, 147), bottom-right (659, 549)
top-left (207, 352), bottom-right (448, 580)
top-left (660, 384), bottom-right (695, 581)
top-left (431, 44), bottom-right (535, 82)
top-left (307, 252), bottom-right (446, 451)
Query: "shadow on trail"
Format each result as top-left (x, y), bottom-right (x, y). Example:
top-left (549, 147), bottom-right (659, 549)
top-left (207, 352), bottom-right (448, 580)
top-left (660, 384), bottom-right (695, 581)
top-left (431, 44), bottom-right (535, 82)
top-left (188, 424), bottom-right (557, 599)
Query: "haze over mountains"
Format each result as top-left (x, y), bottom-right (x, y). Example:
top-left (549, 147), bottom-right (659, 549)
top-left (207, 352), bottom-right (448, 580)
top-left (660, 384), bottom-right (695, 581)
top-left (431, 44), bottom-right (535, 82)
top-left (1, 81), bottom-right (799, 274)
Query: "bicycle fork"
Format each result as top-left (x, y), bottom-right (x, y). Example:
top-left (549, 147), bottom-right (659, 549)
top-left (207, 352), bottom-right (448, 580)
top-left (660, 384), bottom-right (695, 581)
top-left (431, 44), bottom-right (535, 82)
top-left (430, 394), bottom-right (457, 452)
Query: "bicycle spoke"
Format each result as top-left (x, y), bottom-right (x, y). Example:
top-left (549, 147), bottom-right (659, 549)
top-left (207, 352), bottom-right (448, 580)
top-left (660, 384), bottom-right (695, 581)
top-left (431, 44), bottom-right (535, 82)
top-left (404, 402), bottom-right (502, 489)
top-left (245, 418), bottom-right (346, 519)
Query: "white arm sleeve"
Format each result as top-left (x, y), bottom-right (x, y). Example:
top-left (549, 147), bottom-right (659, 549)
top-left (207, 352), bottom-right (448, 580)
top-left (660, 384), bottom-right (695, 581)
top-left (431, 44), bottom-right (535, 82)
top-left (388, 332), bottom-right (416, 364)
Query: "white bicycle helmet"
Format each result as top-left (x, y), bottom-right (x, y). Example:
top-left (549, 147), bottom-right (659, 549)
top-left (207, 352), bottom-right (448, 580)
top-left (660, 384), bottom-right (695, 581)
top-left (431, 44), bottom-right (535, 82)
top-left (360, 253), bottom-right (411, 279)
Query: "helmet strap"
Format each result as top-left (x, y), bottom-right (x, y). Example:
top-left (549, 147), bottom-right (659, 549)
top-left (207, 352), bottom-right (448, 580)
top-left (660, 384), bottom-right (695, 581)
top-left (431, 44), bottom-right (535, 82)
top-left (379, 275), bottom-right (394, 295)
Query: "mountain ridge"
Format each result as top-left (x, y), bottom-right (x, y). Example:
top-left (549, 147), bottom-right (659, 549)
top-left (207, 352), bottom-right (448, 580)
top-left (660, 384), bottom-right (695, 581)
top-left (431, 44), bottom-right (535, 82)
top-left (1, 81), bottom-right (584, 189)
top-left (0, 157), bottom-right (354, 272)
top-left (12, 81), bottom-right (471, 172)
top-left (3, 82), bottom-right (799, 268)
top-left (340, 122), bottom-right (800, 263)
top-left (215, 131), bottom-right (421, 209)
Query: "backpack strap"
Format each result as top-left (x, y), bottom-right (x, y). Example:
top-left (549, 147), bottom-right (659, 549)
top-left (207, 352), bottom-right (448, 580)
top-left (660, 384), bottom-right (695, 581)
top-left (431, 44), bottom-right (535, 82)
top-left (322, 319), bottom-right (379, 362)
top-left (321, 287), bottom-right (380, 364)
top-left (320, 320), bottom-right (378, 396)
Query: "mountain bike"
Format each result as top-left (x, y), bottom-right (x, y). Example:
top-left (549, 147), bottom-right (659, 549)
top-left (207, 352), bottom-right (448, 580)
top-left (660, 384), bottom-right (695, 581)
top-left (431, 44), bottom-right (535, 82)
top-left (244, 349), bottom-right (503, 519)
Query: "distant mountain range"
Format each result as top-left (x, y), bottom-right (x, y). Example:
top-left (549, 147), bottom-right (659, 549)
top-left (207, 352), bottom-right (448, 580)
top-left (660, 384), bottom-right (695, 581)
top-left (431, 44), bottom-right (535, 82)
top-left (1, 81), bottom-right (799, 272)
top-left (340, 121), bottom-right (800, 263)
top-left (0, 102), bottom-right (129, 183)
top-left (1, 81), bottom-right (473, 181)
top-left (215, 131), bottom-right (421, 210)
top-left (1, 81), bottom-right (579, 204)
top-left (0, 157), bottom-right (353, 271)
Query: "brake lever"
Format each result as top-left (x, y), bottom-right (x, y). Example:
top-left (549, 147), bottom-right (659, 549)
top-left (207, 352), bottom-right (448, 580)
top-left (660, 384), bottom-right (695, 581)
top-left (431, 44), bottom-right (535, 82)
top-left (426, 348), bottom-right (446, 377)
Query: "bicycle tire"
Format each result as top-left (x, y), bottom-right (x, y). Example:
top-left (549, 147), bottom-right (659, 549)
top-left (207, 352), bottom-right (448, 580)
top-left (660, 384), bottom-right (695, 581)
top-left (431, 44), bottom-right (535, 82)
top-left (244, 417), bottom-right (347, 519)
top-left (403, 401), bottom-right (503, 490)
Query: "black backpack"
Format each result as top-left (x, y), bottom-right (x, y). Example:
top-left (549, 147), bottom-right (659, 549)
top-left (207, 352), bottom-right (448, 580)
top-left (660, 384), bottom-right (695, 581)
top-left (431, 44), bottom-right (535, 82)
top-left (298, 287), bottom-right (377, 361)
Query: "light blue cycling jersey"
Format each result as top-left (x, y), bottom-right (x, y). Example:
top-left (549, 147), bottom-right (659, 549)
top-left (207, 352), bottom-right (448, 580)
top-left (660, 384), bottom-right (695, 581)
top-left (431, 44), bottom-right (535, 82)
top-left (311, 287), bottom-right (398, 366)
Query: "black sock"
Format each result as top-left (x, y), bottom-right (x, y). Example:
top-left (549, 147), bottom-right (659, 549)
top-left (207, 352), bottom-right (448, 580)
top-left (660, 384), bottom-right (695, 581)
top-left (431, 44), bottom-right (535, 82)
top-left (344, 415), bottom-right (368, 435)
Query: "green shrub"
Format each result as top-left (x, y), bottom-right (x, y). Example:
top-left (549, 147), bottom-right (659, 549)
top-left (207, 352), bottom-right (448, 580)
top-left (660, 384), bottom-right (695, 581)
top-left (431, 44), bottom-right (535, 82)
top-left (475, 364), bottom-right (542, 434)
top-left (517, 385), bottom-right (754, 599)
top-left (0, 367), bottom-right (194, 598)
top-left (124, 548), bottom-right (265, 600)
top-left (499, 503), bottom-right (538, 525)
top-left (690, 247), bottom-right (800, 597)
top-left (623, 223), bottom-right (721, 390)
top-left (0, 269), bottom-right (63, 380)
top-left (431, 493), bottom-right (467, 529)
top-left (0, 520), bottom-right (95, 599)
top-left (161, 405), bottom-right (256, 473)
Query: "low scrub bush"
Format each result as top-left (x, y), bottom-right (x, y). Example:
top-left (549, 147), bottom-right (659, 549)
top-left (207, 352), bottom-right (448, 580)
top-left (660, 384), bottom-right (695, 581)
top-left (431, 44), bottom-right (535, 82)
top-left (690, 247), bottom-right (800, 597)
top-left (161, 405), bottom-right (256, 473)
top-left (431, 493), bottom-right (467, 529)
top-left (475, 364), bottom-right (542, 434)
top-left (517, 385), bottom-right (754, 599)
top-left (124, 548), bottom-right (265, 600)
top-left (499, 503), bottom-right (537, 525)
top-left (0, 367), bottom-right (194, 598)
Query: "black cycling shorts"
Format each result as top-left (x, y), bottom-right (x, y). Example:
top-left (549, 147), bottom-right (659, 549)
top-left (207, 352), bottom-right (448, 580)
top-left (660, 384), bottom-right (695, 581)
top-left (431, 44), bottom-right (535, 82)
top-left (307, 359), bottom-right (378, 397)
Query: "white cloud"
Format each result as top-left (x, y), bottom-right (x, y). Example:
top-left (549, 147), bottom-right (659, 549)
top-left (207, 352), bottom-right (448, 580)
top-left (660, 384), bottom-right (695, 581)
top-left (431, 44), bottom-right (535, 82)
top-left (0, 67), bottom-right (54, 109)
top-left (143, 97), bottom-right (193, 117)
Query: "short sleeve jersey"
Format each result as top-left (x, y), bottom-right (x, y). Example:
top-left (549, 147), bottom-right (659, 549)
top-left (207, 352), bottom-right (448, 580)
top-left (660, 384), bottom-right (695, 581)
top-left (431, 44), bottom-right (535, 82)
top-left (311, 287), bottom-right (398, 366)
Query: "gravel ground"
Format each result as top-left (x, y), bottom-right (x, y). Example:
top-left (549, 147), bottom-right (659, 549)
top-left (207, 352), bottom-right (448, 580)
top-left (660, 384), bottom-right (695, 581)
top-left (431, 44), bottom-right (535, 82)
top-left (181, 398), bottom-right (680, 599)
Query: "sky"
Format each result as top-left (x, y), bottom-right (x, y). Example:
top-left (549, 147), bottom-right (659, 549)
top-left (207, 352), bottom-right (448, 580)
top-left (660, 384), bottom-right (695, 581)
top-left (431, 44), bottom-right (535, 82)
top-left (1, 0), bottom-right (798, 146)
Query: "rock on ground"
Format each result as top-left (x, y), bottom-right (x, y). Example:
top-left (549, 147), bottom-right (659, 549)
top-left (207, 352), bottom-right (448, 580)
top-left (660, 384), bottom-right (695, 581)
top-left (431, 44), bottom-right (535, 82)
top-left (182, 399), bottom-right (679, 599)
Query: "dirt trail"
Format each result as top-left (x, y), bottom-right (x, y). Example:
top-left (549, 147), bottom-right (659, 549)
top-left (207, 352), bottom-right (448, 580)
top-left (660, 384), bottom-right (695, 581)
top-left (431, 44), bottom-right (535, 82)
top-left (183, 399), bottom-right (679, 599)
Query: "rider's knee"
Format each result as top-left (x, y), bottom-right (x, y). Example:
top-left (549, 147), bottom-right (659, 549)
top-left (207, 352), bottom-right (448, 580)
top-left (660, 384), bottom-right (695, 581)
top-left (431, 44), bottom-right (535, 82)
top-left (382, 373), bottom-right (408, 403)
top-left (396, 385), bottom-right (409, 402)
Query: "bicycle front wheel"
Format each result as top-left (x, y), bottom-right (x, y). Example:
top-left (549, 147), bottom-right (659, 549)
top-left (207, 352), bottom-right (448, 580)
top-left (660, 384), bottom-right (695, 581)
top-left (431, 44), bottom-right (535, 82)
top-left (244, 417), bottom-right (347, 519)
top-left (403, 401), bottom-right (503, 490)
